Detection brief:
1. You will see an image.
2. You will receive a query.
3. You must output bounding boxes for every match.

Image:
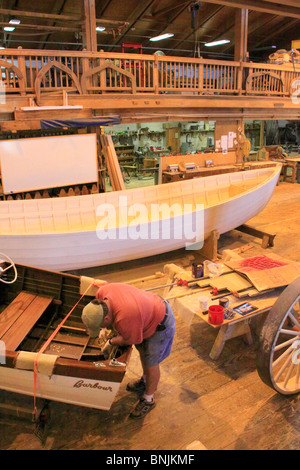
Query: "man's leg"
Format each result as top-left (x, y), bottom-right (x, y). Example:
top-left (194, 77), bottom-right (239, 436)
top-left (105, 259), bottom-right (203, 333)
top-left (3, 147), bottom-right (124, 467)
top-left (143, 363), bottom-right (160, 396)
top-left (129, 349), bottom-right (158, 419)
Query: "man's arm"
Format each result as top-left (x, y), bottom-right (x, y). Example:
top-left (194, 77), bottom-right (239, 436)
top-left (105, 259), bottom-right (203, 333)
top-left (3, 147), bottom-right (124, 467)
top-left (110, 335), bottom-right (129, 347)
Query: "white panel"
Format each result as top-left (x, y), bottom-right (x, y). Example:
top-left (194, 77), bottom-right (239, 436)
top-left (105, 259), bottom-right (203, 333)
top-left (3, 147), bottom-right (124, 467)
top-left (0, 134), bottom-right (98, 194)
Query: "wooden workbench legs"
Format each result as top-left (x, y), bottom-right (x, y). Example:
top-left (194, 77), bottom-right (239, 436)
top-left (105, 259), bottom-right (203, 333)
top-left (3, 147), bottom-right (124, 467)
top-left (209, 320), bottom-right (253, 361)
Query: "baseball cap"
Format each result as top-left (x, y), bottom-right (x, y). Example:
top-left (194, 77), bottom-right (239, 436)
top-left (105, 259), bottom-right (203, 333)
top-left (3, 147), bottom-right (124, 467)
top-left (81, 300), bottom-right (105, 338)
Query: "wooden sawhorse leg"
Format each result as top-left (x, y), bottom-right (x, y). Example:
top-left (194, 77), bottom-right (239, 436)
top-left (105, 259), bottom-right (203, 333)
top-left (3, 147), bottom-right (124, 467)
top-left (209, 320), bottom-right (253, 361)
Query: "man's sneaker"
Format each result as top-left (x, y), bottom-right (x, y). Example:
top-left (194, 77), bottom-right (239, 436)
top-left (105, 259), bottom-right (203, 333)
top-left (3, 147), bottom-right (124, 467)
top-left (129, 398), bottom-right (156, 419)
top-left (126, 377), bottom-right (146, 394)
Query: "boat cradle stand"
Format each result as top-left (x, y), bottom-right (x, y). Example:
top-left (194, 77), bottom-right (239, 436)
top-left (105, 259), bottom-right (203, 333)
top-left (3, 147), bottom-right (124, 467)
top-left (235, 224), bottom-right (276, 249)
top-left (196, 225), bottom-right (276, 263)
top-left (0, 392), bottom-right (52, 444)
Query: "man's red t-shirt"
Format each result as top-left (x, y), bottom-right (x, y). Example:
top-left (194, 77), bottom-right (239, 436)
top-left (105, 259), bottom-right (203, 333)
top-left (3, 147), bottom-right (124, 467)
top-left (96, 283), bottom-right (165, 345)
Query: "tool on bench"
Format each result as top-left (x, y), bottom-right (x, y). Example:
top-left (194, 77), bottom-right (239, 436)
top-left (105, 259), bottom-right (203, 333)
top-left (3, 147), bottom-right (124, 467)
top-left (146, 277), bottom-right (199, 292)
top-left (146, 271), bottom-right (230, 293)
top-left (211, 287), bottom-right (254, 300)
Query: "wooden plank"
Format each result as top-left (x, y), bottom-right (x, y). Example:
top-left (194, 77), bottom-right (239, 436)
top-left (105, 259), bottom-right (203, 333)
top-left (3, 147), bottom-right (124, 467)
top-left (2, 295), bottom-right (53, 351)
top-left (100, 135), bottom-right (125, 191)
top-left (0, 292), bottom-right (37, 339)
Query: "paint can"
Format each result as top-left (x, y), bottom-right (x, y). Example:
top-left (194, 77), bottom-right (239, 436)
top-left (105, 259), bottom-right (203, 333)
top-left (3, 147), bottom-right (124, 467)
top-left (208, 305), bottom-right (224, 325)
top-left (192, 263), bottom-right (203, 279)
top-left (219, 298), bottom-right (229, 309)
top-left (198, 296), bottom-right (209, 312)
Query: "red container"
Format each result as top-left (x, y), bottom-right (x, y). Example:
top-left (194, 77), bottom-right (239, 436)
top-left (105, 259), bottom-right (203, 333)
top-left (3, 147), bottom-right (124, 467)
top-left (208, 305), bottom-right (224, 325)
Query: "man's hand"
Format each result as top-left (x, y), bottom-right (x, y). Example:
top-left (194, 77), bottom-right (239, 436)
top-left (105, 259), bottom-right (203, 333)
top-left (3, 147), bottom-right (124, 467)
top-left (98, 328), bottom-right (110, 348)
top-left (102, 340), bottom-right (114, 358)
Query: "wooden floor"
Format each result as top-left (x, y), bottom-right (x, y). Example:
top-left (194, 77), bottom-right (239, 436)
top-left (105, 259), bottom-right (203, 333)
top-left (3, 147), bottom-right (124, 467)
top-left (0, 182), bottom-right (300, 450)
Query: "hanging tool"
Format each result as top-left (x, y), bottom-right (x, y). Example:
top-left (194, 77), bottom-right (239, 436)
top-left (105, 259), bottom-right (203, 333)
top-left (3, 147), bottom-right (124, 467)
top-left (189, 1), bottom-right (202, 58)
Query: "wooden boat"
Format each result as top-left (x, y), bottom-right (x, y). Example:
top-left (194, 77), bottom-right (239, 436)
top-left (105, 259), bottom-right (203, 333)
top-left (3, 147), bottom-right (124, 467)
top-left (0, 164), bottom-right (281, 272)
top-left (0, 260), bottom-right (131, 411)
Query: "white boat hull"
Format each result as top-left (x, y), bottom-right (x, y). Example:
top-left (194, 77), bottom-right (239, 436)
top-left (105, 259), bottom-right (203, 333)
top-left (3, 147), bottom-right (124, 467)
top-left (0, 166), bottom-right (281, 271)
top-left (0, 367), bottom-right (121, 410)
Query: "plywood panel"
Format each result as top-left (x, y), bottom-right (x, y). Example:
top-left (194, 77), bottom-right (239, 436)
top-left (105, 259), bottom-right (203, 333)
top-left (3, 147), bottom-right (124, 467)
top-left (0, 134), bottom-right (98, 195)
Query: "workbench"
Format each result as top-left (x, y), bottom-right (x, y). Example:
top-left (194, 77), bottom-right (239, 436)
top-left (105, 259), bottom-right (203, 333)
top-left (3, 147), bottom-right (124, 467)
top-left (162, 161), bottom-right (278, 184)
top-left (281, 157), bottom-right (300, 183)
top-left (166, 249), bottom-right (300, 360)
top-left (169, 286), bottom-right (281, 360)
top-left (162, 165), bottom-right (237, 183)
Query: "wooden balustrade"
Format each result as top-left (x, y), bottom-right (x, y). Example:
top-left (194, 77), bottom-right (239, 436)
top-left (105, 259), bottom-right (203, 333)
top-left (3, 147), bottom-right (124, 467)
top-left (0, 48), bottom-right (300, 101)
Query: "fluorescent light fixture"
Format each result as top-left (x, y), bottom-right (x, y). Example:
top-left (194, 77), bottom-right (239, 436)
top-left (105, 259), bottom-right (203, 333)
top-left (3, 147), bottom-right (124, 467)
top-left (150, 33), bottom-right (174, 42)
top-left (9, 19), bottom-right (21, 25)
top-left (96, 26), bottom-right (106, 32)
top-left (205, 39), bottom-right (230, 47)
top-left (4, 26), bottom-right (15, 32)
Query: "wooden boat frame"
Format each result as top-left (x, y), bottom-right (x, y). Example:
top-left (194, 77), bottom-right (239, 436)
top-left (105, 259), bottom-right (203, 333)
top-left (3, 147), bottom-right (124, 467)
top-left (0, 164), bottom-right (282, 271)
top-left (0, 261), bottom-right (132, 411)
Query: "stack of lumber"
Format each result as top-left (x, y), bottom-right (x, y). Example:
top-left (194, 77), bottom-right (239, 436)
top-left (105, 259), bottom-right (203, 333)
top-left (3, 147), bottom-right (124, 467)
top-left (100, 135), bottom-right (125, 191)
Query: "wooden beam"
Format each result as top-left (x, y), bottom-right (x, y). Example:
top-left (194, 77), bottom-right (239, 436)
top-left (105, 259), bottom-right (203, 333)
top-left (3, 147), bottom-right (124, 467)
top-left (0, 7), bottom-right (125, 26)
top-left (144, 1), bottom-right (199, 51)
top-left (151, 1), bottom-right (190, 18)
top-left (235, 9), bottom-right (248, 62)
top-left (82, 0), bottom-right (98, 52)
top-left (202, 0), bottom-right (300, 19)
top-left (96, 0), bottom-right (113, 17)
top-left (36, 0), bottom-right (68, 50)
top-left (172, 5), bottom-right (225, 51)
top-left (0, 22), bottom-right (78, 33)
top-left (252, 18), bottom-right (299, 50)
top-left (263, 0), bottom-right (300, 6)
top-left (107, 0), bottom-right (156, 50)
top-left (0, 8), bottom-right (80, 22)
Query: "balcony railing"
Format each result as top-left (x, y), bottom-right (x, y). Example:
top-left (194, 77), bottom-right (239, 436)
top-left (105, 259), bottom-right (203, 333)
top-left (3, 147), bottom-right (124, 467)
top-left (1, 48), bottom-right (300, 104)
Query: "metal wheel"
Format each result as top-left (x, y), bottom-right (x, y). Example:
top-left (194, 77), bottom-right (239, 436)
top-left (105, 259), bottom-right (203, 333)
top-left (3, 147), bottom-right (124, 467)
top-left (257, 277), bottom-right (300, 395)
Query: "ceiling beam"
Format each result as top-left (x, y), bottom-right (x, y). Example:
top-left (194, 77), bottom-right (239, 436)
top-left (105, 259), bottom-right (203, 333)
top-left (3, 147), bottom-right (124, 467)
top-left (0, 22), bottom-right (78, 33)
top-left (151, 1), bottom-right (191, 18)
top-left (202, 0), bottom-right (300, 19)
top-left (107, 0), bottom-right (156, 50)
top-left (96, 0), bottom-right (113, 17)
top-left (250, 18), bottom-right (300, 50)
top-left (0, 7), bottom-right (79, 22)
top-left (263, 0), bottom-right (300, 6)
top-left (0, 7), bottom-right (126, 25)
top-left (41, 0), bottom-right (68, 50)
top-left (172, 5), bottom-right (224, 51)
top-left (220, 11), bottom-right (276, 53)
top-left (143, 1), bottom-right (192, 49)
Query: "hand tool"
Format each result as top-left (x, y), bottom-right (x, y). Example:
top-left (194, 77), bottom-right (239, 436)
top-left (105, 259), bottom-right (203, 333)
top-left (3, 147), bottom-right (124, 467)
top-left (145, 270), bottom-right (231, 292)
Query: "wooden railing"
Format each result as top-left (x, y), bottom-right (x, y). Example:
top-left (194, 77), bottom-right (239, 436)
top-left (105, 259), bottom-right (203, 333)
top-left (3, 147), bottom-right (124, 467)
top-left (1, 48), bottom-right (300, 102)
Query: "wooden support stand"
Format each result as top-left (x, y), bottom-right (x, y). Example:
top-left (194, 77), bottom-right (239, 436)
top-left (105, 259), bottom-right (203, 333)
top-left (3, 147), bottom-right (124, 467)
top-left (209, 320), bottom-right (253, 361)
top-left (197, 230), bottom-right (220, 261)
top-left (235, 224), bottom-right (276, 249)
top-left (0, 392), bottom-right (51, 444)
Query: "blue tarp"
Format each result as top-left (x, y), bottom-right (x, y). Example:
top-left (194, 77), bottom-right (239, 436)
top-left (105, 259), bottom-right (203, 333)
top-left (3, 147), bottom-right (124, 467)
top-left (40, 116), bottom-right (121, 129)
